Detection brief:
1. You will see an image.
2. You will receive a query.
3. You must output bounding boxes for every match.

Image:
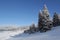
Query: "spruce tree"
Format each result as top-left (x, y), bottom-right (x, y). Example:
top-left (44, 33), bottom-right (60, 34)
top-left (53, 12), bottom-right (60, 27)
top-left (38, 10), bottom-right (43, 31)
top-left (38, 4), bottom-right (53, 32)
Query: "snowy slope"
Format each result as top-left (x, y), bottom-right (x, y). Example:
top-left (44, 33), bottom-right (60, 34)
top-left (7, 26), bottom-right (60, 40)
top-left (0, 30), bottom-right (24, 40)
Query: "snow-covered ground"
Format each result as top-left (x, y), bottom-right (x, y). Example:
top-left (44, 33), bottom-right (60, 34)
top-left (0, 30), bottom-right (24, 40)
top-left (0, 26), bottom-right (60, 40)
top-left (7, 26), bottom-right (60, 40)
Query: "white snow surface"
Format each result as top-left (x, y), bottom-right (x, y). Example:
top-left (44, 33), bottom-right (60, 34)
top-left (7, 26), bottom-right (60, 40)
top-left (0, 30), bottom-right (24, 40)
top-left (0, 26), bottom-right (60, 40)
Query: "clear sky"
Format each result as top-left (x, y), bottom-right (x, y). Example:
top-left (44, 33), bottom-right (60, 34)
top-left (0, 0), bottom-right (60, 26)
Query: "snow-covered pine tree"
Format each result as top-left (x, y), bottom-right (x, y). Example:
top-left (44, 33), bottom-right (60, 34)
top-left (38, 4), bottom-right (53, 32)
top-left (38, 10), bottom-right (43, 31)
top-left (42, 4), bottom-right (53, 31)
top-left (53, 12), bottom-right (60, 27)
top-left (58, 15), bottom-right (60, 25)
top-left (26, 23), bottom-right (36, 34)
top-left (30, 23), bottom-right (36, 32)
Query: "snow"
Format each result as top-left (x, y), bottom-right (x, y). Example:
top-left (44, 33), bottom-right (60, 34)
top-left (7, 26), bottom-right (60, 40)
top-left (0, 30), bottom-right (24, 40)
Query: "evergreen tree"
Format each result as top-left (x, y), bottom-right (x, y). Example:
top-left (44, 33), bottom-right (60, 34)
top-left (28, 23), bottom-right (36, 33)
top-left (38, 10), bottom-right (43, 31)
top-left (53, 12), bottom-right (60, 27)
top-left (38, 4), bottom-right (53, 32)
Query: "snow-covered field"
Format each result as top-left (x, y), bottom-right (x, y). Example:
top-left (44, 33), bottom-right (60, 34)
top-left (0, 30), bottom-right (24, 40)
top-left (0, 26), bottom-right (60, 40)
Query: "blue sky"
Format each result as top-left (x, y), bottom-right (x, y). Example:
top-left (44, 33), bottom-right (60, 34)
top-left (0, 0), bottom-right (60, 26)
